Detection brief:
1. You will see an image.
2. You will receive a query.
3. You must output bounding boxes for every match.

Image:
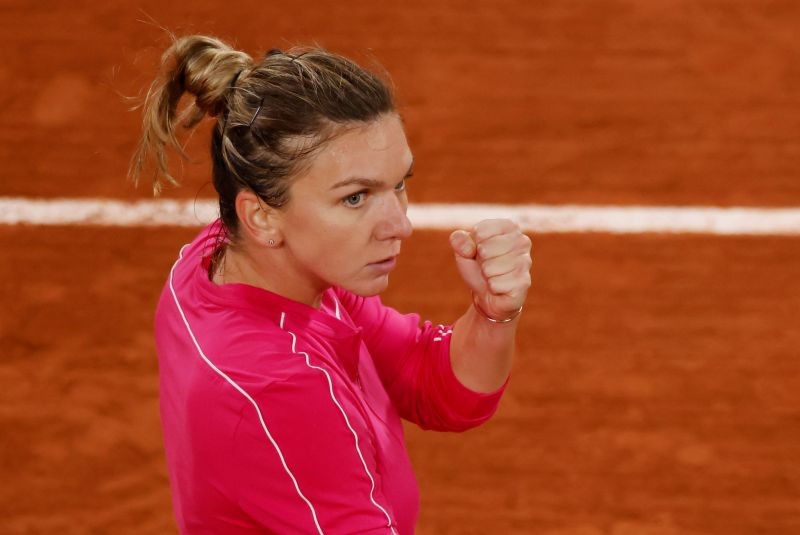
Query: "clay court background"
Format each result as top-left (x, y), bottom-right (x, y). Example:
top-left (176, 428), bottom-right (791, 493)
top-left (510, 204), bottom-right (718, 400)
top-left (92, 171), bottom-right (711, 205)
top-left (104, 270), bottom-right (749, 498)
top-left (2, 1), bottom-right (800, 534)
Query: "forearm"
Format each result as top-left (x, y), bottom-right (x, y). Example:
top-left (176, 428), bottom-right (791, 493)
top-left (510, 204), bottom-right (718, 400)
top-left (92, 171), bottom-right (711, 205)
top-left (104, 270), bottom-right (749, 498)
top-left (449, 303), bottom-right (518, 393)
top-left (446, 219), bottom-right (531, 394)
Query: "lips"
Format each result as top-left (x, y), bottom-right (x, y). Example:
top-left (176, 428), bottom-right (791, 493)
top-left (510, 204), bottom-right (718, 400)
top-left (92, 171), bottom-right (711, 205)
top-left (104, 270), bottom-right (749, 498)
top-left (367, 254), bottom-right (399, 273)
top-left (370, 250), bottom-right (400, 265)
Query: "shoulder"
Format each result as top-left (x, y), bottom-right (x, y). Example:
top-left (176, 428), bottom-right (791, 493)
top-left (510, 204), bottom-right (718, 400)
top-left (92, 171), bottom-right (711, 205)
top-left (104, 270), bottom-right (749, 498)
top-left (202, 328), bottom-right (309, 386)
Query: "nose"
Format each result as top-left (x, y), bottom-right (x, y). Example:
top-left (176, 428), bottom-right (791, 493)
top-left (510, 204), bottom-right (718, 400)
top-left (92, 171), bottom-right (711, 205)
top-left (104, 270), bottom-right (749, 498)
top-left (374, 193), bottom-right (413, 241)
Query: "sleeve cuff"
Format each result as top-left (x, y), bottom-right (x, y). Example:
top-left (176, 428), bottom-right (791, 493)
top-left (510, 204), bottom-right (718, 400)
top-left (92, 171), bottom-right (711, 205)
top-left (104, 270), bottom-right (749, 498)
top-left (436, 339), bottom-right (509, 424)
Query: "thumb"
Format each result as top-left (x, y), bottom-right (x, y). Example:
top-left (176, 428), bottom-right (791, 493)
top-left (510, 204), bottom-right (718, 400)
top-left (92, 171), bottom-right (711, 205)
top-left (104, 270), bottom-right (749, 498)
top-left (449, 229), bottom-right (486, 294)
top-left (449, 229), bottom-right (477, 259)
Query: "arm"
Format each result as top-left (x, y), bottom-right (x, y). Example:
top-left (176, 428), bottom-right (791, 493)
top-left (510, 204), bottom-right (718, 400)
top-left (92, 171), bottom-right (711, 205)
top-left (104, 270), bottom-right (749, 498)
top-left (333, 222), bottom-right (530, 431)
top-left (448, 219), bottom-right (532, 393)
top-left (336, 289), bottom-right (506, 431)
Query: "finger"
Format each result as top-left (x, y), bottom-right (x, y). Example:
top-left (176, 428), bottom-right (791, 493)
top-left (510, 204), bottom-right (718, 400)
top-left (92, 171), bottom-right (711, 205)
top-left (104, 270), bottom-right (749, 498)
top-left (485, 268), bottom-right (532, 296)
top-left (477, 232), bottom-right (532, 261)
top-left (449, 229), bottom-right (477, 259)
top-left (481, 251), bottom-right (532, 279)
top-left (472, 219), bottom-right (520, 244)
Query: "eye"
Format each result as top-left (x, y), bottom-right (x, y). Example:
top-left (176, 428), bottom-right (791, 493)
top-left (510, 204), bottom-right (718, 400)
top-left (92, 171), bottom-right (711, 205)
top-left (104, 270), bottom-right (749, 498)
top-left (343, 191), bottom-right (366, 207)
top-left (394, 179), bottom-right (407, 192)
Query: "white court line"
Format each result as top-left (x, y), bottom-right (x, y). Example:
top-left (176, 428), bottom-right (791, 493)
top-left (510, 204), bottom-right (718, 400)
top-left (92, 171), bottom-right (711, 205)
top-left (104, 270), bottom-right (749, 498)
top-left (1, 197), bottom-right (800, 235)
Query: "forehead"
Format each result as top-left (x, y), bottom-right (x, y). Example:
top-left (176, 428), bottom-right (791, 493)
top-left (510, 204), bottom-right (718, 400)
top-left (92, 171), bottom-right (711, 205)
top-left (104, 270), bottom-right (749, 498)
top-left (299, 114), bottom-right (412, 187)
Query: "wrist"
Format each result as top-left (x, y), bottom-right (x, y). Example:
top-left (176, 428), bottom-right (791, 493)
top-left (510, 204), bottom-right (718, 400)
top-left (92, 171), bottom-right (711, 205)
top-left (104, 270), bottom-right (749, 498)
top-left (471, 292), bottom-right (523, 323)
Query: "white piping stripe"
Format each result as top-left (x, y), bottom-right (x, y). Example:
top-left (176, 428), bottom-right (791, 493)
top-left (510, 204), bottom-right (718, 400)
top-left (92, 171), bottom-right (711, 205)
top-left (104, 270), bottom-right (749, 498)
top-left (167, 245), bottom-right (324, 535)
top-left (279, 320), bottom-right (396, 533)
top-left (3, 197), bottom-right (800, 235)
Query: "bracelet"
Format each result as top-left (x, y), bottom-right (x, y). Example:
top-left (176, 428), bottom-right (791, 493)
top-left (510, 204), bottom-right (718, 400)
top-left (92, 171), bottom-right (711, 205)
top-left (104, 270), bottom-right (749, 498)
top-left (471, 292), bottom-right (523, 323)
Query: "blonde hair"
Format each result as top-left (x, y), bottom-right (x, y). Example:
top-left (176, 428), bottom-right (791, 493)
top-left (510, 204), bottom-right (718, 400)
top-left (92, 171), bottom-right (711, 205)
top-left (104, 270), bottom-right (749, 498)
top-left (130, 34), bottom-right (395, 236)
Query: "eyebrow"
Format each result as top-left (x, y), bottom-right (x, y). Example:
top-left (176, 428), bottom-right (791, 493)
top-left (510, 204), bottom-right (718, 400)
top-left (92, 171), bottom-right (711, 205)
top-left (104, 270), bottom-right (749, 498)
top-left (330, 159), bottom-right (415, 190)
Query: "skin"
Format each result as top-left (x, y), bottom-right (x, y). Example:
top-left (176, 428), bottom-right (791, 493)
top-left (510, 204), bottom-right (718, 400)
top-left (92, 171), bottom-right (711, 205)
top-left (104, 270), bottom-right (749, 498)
top-left (218, 113), bottom-right (414, 307)
top-left (218, 112), bottom-right (532, 393)
top-left (449, 221), bottom-right (532, 392)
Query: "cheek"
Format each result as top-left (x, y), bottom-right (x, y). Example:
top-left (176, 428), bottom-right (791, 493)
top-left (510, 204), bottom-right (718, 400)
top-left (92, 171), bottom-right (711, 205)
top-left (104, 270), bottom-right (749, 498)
top-left (289, 214), bottom-right (367, 271)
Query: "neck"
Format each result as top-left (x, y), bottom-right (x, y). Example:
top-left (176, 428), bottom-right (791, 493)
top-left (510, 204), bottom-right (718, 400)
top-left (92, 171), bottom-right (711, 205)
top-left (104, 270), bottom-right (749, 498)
top-left (214, 243), bottom-right (325, 309)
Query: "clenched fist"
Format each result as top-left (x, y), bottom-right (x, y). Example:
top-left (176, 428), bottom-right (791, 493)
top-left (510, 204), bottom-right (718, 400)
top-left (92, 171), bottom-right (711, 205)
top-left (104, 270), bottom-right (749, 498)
top-left (449, 219), bottom-right (532, 322)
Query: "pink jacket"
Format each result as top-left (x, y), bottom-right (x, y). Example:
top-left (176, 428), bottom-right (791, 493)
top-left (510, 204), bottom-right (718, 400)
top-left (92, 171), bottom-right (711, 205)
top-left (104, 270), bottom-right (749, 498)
top-left (155, 222), bottom-right (507, 534)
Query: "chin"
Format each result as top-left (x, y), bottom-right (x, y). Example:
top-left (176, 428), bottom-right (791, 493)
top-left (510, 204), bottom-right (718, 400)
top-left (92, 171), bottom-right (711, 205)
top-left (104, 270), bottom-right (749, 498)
top-left (341, 275), bottom-right (391, 297)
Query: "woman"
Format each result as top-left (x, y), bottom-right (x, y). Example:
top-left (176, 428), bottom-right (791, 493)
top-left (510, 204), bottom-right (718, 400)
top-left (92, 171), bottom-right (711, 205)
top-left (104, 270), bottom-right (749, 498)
top-left (131, 35), bottom-right (532, 534)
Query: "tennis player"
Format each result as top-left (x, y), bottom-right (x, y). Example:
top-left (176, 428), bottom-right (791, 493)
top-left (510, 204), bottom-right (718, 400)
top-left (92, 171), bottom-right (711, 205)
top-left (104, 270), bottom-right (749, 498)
top-left (131, 34), bottom-right (532, 534)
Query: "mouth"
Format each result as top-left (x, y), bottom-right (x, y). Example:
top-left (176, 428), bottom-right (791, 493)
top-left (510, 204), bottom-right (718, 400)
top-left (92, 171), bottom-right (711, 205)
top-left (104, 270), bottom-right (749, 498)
top-left (367, 254), bottom-right (399, 273)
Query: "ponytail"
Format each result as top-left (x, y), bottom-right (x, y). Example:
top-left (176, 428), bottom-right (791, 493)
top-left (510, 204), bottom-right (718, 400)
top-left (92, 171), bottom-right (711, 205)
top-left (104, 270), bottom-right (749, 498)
top-left (129, 35), bottom-right (252, 194)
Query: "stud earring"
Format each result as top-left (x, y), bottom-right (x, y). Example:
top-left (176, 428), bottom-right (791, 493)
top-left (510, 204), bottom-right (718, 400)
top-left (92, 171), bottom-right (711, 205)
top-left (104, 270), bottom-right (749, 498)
top-left (268, 239), bottom-right (275, 246)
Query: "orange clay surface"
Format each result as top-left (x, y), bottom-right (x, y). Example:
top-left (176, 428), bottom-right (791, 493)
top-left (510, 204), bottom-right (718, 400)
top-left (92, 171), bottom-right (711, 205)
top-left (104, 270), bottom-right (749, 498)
top-left (2, 1), bottom-right (800, 534)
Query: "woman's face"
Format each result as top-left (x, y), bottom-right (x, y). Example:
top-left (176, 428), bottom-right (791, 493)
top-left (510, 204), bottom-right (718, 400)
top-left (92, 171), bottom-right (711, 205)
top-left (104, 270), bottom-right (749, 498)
top-left (276, 113), bottom-right (414, 300)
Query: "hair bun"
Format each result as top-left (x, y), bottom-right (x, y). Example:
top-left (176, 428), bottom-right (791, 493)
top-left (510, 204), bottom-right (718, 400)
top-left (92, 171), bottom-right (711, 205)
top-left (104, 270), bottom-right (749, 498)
top-left (168, 35), bottom-right (253, 118)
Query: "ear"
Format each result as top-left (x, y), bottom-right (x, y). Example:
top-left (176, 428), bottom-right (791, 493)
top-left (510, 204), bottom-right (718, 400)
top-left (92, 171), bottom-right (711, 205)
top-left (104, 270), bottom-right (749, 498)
top-left (234, 190), bottom-right (284, 247)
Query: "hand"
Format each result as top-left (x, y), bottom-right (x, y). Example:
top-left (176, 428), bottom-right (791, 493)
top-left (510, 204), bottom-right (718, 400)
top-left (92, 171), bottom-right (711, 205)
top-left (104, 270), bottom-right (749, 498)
top-left (449, 219), bottom-right (532, 321)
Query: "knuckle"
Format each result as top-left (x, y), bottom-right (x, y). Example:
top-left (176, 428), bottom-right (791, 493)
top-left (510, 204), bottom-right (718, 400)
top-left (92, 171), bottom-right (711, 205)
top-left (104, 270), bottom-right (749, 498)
top-left (524, 255), bottom-right (533, 270)
top-left (473, 220), bottom-right (490, 236)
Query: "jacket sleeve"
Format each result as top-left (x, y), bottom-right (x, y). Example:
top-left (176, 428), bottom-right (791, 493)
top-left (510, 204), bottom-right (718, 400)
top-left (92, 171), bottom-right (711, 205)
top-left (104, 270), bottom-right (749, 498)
top-left (225, 369), bottom-right (400, 534)
top-left (334, 288), bottom-right (508, 432)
